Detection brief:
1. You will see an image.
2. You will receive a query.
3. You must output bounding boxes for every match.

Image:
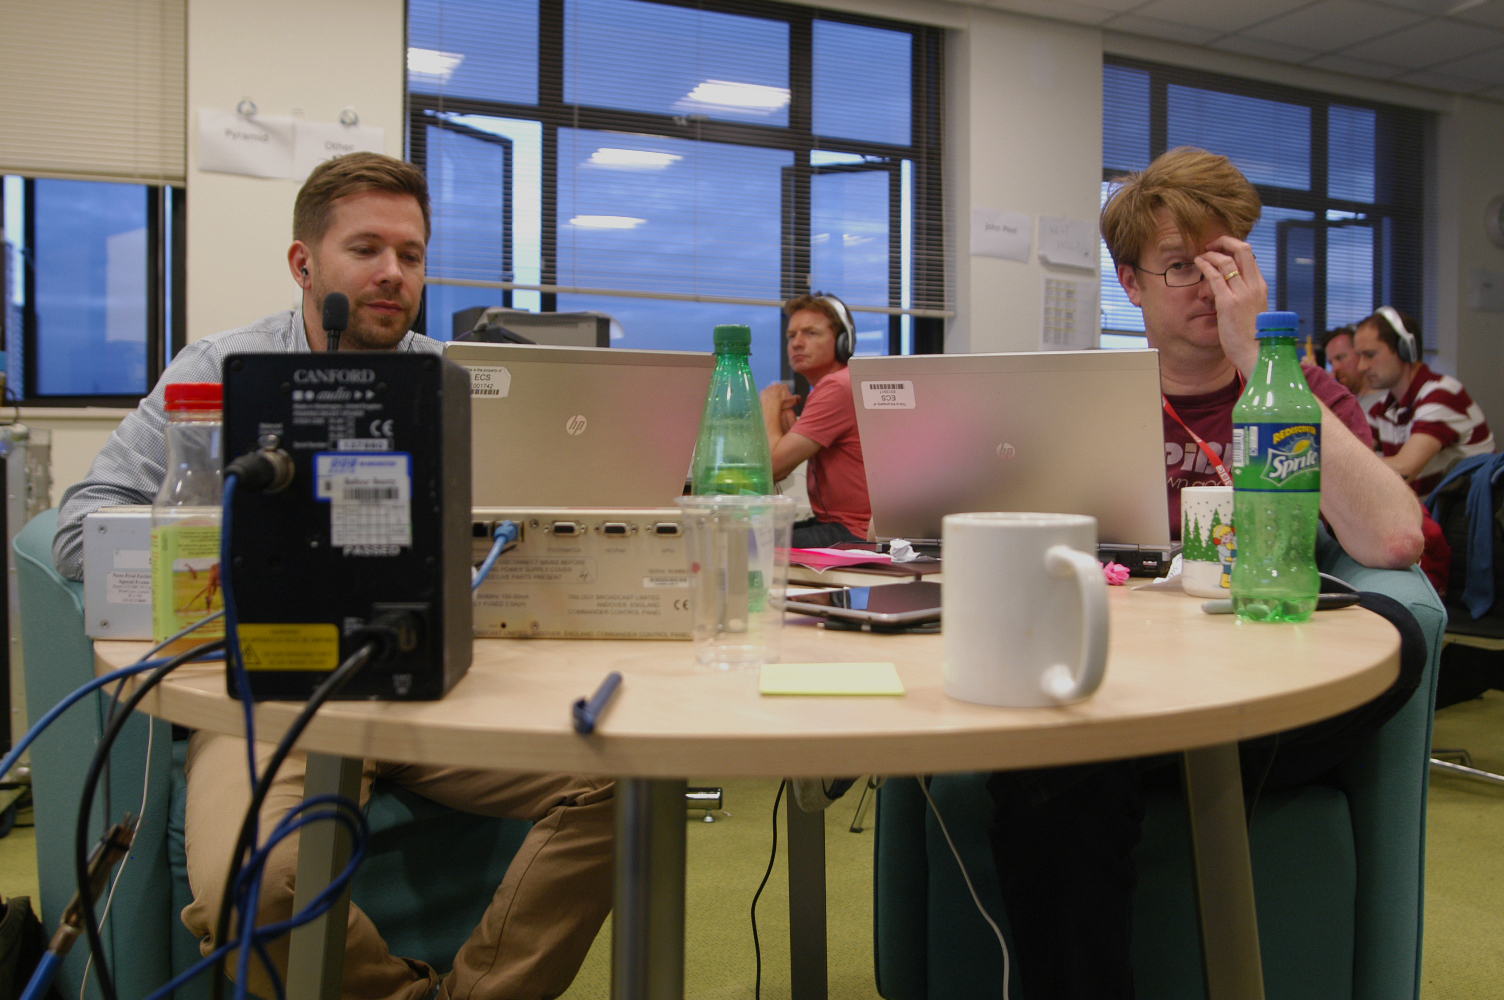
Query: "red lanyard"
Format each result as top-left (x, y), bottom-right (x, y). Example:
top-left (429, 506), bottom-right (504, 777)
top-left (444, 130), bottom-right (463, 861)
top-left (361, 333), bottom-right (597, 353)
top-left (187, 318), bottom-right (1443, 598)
top-left (1162, 372), bottom-right (1245, 488)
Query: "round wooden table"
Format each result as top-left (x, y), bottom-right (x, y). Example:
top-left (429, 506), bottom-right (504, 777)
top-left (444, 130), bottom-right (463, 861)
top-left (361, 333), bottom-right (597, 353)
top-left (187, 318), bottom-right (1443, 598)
top-left (96, 585), bottom-right (1400, 1000)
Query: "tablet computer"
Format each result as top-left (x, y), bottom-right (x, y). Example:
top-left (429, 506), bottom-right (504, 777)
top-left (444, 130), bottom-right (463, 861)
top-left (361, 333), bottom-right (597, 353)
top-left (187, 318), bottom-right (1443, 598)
top-left (786, 581), bottom-right (942, 626)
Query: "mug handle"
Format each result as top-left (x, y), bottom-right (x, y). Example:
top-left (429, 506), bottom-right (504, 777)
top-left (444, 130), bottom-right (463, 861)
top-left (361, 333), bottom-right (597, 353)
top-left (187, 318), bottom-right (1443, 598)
top-left (1039, 545), bottom-right (1110, 703)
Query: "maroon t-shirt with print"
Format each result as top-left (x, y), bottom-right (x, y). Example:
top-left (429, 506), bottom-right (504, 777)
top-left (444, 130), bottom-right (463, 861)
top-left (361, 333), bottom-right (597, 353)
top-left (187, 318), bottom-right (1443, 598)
top-left (1162, 363), bottom-right (1373, 540)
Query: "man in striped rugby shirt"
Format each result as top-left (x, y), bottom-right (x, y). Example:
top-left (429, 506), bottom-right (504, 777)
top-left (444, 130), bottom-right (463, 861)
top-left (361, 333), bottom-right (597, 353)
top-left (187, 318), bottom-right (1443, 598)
top-left (1355, 306), bottom-right (1495, 496)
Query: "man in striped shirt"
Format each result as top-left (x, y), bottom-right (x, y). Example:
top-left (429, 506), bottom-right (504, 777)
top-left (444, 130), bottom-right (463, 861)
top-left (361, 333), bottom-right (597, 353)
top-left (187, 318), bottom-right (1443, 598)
top-left (1356, 306), bottom-right (1495, 496)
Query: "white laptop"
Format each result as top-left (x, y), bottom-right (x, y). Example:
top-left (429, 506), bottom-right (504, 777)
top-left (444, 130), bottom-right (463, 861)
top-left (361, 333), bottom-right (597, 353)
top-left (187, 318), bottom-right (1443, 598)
top-left (847, 350), bottom-right (1171, 559)
top-left (443, 342), bottom-right (714, 508)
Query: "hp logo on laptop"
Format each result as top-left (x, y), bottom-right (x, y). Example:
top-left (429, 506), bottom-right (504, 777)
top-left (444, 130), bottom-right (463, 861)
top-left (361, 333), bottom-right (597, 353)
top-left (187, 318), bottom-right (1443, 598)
top-left (566, 414), bottom-right (588, 436)
top-left (996, 443), bottom-right (1017, 461)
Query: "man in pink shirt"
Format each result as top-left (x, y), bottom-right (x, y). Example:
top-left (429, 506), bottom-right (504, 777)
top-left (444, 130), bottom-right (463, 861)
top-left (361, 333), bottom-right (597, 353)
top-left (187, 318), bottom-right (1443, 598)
top-left (759, 293), bottom-right (871, 547)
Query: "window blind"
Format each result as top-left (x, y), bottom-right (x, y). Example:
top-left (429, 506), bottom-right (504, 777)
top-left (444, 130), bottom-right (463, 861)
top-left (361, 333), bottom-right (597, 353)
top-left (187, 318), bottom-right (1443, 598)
top-left (0, 0), bottom-right (186, 184)
top-left (407, 0), bottom-right (947, 375)
top-left (1100, 58), bottom-right (1426, 349)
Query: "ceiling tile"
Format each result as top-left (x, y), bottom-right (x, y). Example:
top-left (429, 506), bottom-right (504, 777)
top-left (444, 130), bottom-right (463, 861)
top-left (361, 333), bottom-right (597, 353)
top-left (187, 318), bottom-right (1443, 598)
top-left (1481, 84), bottom-right (1504, 99)
top-left (1210, 34), bottom-right (1323, 62)
top-left (1370, 0), bottom-right (1473, 12)
top-left (1102, 13), bottom-right (1222, 44)
top-left (983, 0), bottom-right (1123, 23)
top-left (1129, 0), bottom-right (1310, 33)
top-left (1345, 17), bottom-right (1504, 65)
top-left (1395, 67), bottom-right (1495, 88)
top-left (1451, 0), bottom-right (1504, 29)
top-left (1305, 52), bottom-right (1411, 76)
top-left (1432, 44), bottom-right (1504, 82)
top-left (1244, 0), bottom-right (1428, 49)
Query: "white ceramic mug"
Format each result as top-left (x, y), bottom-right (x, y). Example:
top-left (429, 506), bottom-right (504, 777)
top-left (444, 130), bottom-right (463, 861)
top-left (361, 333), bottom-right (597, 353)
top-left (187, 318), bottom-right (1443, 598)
top-left (942, 512), bottom-right (1110, 708)
top-left (1180, 486), bottom-right (1237, 599)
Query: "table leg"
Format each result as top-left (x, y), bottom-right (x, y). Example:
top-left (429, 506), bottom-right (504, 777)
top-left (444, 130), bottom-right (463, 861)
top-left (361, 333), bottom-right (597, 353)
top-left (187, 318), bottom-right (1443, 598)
top-left (1182, 743), bottom-right (1266, 1000)
top-left (286, 753), bottom-right (363, 1000)
top-left (612, 777), bottom-right (687, 1000)
top-left (786, 794), bottom-right (828, 1000)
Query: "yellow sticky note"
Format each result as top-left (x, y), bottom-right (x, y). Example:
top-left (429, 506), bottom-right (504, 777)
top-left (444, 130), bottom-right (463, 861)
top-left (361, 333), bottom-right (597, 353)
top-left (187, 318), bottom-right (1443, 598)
top-left (759, 662), bottom-right (905, 696)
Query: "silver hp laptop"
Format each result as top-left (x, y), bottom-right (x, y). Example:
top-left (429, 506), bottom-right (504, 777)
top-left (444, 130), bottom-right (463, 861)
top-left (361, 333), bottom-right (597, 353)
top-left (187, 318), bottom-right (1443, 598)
top-left (848, 350), bottom-right (1171, 559)
top-left (443, 342), bottom-right (714, 507)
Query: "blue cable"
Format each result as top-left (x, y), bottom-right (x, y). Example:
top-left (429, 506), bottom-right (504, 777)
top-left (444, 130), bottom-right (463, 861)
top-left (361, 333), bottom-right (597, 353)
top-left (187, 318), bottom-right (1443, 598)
top-left (18, 951), bottom-right (59, 1000)
top-left (472, 519), bottom-right (520, 591)
top-left (221, 473), bottom-right (258, 787)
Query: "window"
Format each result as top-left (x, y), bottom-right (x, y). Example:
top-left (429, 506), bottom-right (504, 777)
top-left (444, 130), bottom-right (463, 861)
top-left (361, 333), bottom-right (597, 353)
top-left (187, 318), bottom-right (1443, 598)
top-left (1099, 59), bottom-right (1426, 352)
top-left (2, 178), bottom-right (184, 404)
top-left (407, 0), bottom-right (946, 388)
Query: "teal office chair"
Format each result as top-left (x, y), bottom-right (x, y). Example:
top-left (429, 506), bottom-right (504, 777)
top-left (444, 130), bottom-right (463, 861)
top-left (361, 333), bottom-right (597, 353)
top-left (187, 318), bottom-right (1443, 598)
top-left (16, 509), bottom-right (533, 1000)
top-left (873, 530), bottom-right (1445, 1000)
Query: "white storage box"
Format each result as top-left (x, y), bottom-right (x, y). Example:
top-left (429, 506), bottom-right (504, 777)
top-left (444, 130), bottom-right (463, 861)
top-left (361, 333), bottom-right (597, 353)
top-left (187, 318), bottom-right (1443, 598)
top-left (82, 506), bottom-right (154, 639)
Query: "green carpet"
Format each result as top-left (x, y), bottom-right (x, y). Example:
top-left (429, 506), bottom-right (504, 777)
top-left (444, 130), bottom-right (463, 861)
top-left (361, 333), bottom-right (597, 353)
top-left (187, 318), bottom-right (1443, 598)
top-left (1423, 690), bottom-right (1504, 1000)
top-left (560, 778), bottom-right (884, 1000)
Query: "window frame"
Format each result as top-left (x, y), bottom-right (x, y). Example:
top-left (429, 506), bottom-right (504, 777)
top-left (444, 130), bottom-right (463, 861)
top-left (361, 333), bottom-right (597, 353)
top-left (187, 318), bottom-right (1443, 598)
top-left (1102, 56), bottom-right (1426, 342)
top-left (404, 0), bottom-right (946, 366)
top-left (4, 178), bottom-right (186, 407)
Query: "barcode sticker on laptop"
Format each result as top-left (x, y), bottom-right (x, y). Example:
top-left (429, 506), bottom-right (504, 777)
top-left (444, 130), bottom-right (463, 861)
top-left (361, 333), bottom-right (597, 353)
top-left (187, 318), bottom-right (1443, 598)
top-left (860, 380), bottom-right (916, 410)
top-left (464, 365), bottom-right (512, 399)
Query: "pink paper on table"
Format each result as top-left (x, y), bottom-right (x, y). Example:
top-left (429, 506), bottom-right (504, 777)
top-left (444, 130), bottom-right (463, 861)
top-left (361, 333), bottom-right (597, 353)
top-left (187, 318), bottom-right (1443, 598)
top-left (789, 547), bottom-right (894, 570)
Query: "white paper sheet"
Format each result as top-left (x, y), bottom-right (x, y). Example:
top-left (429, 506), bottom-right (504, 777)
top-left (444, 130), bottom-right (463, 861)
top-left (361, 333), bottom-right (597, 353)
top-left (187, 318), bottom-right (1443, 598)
top-left (293, 121), bottom-right (387, 182)
top-left (970, 207), bottom-right (1032, 262)
top-left (1041, 276), bottom-right (1099, 350)
top-left (1037, 215), bottom-right (1098, 270)
top-left (198, 109), bottom-right (295, 178)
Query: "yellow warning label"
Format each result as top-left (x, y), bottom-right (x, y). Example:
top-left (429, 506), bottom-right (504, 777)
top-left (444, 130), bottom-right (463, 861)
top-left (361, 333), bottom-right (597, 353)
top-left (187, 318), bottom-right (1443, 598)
top-left (239, 623), bottom-right (340, 672)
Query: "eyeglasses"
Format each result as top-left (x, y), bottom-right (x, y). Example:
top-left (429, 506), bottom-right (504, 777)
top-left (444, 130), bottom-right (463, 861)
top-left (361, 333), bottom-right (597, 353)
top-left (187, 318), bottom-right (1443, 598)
top-left (1132, 262), bottom-right (1204, 287)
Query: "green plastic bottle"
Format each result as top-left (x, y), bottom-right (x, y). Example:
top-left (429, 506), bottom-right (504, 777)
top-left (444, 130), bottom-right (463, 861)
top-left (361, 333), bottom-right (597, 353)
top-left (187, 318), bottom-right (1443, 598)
top-left (1230, 311), bottom-right (1322, 623)
top-left (691, 324), bottom-right (774, 496)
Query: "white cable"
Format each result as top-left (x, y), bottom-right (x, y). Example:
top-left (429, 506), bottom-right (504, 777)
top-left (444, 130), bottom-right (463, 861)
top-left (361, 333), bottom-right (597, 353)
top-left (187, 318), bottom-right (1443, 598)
top-left (917, 777), bottom-right (1012, 999)
top-left (80, 715), bottom-right (154, 1000)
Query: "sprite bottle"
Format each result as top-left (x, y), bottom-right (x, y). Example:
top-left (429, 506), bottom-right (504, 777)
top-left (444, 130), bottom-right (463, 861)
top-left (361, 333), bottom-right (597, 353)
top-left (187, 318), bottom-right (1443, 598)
top-left (1230, 311), bottom-right (1322, 623)
top-left (690, 324), bottom-right (774, 496)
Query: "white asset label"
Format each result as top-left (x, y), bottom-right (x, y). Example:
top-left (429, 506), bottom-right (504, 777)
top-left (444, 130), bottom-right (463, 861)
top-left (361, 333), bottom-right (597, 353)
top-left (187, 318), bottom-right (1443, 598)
top-left (466, 365), bottom-right (512, 398)
top-left (860, 380), bottom-right (916, 409)
top-left (107, 570), bottom-right (153, 605)
top-left (313, 452), bottom-right (413, 550)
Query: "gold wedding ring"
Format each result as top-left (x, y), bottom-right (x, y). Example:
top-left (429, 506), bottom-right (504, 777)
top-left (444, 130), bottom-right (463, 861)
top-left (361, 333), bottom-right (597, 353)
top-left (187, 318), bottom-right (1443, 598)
top-left (1224, 269), bottom-right (1240, 281)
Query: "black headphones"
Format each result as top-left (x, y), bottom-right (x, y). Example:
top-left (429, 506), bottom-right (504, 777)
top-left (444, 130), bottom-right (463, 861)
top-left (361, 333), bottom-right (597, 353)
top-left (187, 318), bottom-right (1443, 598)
top-left (1375, 305), bottom-right (1419, 363)
top-left (812, 292), bottom-right (857, 364)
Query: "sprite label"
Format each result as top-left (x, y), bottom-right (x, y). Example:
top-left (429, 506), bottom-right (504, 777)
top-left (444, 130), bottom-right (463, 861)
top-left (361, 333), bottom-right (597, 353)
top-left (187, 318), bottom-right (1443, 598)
top-left (1231, 421), bottom-right (1321, 492)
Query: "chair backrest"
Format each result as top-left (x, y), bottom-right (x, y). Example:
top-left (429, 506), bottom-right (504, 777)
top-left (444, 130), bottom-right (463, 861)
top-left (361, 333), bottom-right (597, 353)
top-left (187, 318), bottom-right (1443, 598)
top-left (15, 508), bottom-right (176, 1000)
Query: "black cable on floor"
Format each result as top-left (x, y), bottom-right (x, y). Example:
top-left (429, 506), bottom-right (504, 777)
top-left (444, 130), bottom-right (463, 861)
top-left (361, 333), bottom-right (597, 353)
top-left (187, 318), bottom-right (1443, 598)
top-left (750, 779), bottom-right (786, 1000)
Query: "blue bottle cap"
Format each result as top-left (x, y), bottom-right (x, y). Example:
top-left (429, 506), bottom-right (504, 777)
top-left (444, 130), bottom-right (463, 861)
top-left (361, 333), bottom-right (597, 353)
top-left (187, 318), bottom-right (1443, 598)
top-left (1256, 311), bottom-right (1301, 338)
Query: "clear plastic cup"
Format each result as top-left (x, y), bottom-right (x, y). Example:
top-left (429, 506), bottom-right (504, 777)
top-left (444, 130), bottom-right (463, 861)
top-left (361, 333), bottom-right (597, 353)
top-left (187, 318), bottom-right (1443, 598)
top-left (675, 495), bottom-right (796, 670)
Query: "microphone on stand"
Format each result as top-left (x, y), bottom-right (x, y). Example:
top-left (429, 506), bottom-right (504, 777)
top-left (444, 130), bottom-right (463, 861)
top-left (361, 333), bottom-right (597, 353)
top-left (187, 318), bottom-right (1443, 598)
top-left (322, 293), bottom-right (350, 352)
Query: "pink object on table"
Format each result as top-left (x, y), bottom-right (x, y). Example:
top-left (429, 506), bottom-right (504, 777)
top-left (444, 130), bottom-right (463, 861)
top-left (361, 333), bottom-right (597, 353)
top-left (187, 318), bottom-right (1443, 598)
top-left (1101, 561), bottom-right (1131, 586)
top-left (789, 547), bottom-right (894, 570)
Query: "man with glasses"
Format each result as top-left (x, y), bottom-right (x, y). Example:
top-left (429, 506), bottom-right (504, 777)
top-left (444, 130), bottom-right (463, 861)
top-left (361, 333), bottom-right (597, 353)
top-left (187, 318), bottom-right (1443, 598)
top-left (985, 146), bottom-right (1424, 999)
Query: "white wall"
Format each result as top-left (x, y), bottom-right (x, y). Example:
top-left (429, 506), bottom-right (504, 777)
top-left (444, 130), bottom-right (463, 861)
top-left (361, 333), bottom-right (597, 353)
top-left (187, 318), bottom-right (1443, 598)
top-left (185, 0), bottom-right (405, 342)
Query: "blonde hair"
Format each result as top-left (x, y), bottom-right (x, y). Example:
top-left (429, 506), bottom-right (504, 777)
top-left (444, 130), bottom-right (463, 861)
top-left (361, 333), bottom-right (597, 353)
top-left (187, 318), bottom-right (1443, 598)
top-left (293, 152), bottom-right (431, 245)
top-left (1100, 147), bottom-right (1261, 267)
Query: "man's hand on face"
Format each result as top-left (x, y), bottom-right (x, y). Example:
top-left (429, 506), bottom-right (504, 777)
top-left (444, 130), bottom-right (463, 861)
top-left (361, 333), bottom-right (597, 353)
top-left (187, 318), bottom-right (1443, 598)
top-left (1194, 235), bottom-right (1268, 377)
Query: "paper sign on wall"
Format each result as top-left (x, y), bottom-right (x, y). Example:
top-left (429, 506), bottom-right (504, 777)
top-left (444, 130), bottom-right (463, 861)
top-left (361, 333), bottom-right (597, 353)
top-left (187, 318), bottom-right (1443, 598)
top-left (970, 207), bottom-right (1032, 262)
top-left (293, 122), bottom-right (387, 182)
top-left (1038, 216), bottom-right (1098, 270)
top-left (1042, 276), bottom-right (1099, 350)
top-left (198, 109), bottom-right (294, 178)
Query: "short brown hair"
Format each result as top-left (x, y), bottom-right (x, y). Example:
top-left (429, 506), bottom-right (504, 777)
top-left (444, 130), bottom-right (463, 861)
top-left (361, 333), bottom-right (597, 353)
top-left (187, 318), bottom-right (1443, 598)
top-left (784, 294), bottom-right (849, 336)
top-left (293, 152), bottom-right (431, 246)
top-left (1360, 307), bottom-right (1423, 358)
top-left (1100, 147), bottom-right (1262, 267)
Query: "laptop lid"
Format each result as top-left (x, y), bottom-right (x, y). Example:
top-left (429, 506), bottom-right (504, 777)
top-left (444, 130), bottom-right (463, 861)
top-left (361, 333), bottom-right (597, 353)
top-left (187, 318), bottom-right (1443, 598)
top-left (443, 342), bottom-right (714, 508)
top-left (848, 350), bottom-right (1170, 546)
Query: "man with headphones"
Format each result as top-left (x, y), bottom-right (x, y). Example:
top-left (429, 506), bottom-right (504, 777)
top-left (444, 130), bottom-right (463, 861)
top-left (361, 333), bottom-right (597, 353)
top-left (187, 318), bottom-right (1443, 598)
top-left (759, 293), bottom-right (871, 547)
top-left (1355, 306), bottom-right (1494, 496)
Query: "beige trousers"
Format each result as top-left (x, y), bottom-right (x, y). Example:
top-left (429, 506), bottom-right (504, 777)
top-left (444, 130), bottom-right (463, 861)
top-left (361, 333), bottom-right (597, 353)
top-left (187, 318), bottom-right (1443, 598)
top-left (181, 731), bottom-right (614, 1000)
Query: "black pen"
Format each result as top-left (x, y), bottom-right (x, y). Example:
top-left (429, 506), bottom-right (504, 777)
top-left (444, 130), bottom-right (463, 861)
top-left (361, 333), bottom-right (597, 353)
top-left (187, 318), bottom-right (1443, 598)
top-left (572, 671), bottom-right (622, 734)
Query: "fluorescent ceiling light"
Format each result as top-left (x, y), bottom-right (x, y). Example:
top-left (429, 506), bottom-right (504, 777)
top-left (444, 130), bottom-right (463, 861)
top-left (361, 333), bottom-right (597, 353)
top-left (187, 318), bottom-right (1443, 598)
top-left (407, 48), bottom-right (464, 83)
top-left (588, 148), bottom-right (682, 169)
top-left (675, 80), bottom-right (790, 116)
top-left (570, 215), bottom-right (646, 229)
